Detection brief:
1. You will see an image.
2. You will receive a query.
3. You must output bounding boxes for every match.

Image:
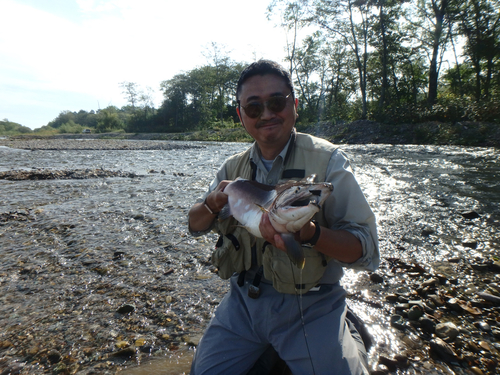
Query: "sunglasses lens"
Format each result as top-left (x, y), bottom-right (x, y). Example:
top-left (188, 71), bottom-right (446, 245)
top-left (244, 103), bottom-right (263, 118)
top-left (267, 97), bottom-right (287, 113)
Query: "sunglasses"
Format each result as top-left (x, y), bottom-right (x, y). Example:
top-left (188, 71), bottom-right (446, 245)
top-left (239, 92), bottom-right (293, 119)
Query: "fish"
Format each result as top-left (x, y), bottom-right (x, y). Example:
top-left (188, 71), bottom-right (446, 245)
top-left (218, 175), bottom-right (333, 269)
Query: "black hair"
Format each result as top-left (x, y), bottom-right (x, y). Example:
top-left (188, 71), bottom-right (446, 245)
top-left (236, 59), bottom-right (294, 102)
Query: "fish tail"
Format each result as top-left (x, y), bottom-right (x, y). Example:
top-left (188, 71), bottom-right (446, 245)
top-left (281, 233), bottom-right (305, 269)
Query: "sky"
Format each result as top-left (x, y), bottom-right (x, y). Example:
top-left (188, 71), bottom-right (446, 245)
top-left (0, 0), bottom-right (292, 129)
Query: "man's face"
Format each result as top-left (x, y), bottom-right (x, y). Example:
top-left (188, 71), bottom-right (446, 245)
top-left (237, 74), bottom-right (298, 154)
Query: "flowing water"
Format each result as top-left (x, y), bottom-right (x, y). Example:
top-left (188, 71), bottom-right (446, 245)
top-left (0, 141), bottom-right (499, 374)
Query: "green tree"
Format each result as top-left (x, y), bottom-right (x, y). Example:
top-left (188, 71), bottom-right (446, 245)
top-left (404, 0), bottom-right (460, 105)
top-left (0, 119), bottom-right (32, 134)
top-left (457, 0), bottom-right (500, 100)
top-left (96, 107), bottom-right (124, 133)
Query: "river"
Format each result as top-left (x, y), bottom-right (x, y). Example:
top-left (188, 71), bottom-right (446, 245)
top-left (0, 141), bottom-right (499, 374)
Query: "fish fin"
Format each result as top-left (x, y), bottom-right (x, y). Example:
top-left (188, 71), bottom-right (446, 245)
top-left (281, 233), bottom-right (305, 269)
top-left (255, 203), bottom-right (269, 213)
top-left (218, 204), bottom-right (232, 221)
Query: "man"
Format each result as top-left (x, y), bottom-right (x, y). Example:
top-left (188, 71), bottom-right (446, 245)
top-left (188, 60), bottom-right (379, 374)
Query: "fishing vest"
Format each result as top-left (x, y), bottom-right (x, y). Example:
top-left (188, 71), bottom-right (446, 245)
top-left (211, 132), bottom-right (338, 294)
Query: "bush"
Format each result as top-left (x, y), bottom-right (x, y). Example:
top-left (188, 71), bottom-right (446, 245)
top-left (0, 119), bottom-right (33, 135)
top-left (59, 120), bottom-right (84, 134)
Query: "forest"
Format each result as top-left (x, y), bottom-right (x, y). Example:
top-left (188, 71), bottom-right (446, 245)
top-left (2, 0), bottom-right (499, 142)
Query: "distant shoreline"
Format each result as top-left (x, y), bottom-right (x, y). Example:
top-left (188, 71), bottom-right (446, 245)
top-left (3, 119), bottom-right (500, 148)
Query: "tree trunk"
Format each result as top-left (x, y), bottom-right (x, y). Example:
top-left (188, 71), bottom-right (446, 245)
top-left (427, 0), bottom-right (448, 106)
top-left (378, 4), bottom-right (389, 111)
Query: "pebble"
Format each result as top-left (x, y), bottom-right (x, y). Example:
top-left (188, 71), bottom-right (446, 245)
top-left (117, 304), bottom-right (136, 314)
top-left (429, 338), bottom-right (458, 363)
top-left (111, 347), bottom-right (136, 358)
top-left (407, 305), bottom-right (424, 321)
top-left (47, 349), bottom-right (62, 364)
top-left (435, 322), bottom-right (459, 341)
top-left (419, 316), bottom-right (436, 334)
top-left (370, 273), bottom-right (384, 283)
top-left (474, 321), bottom-right (491, 332)
top-left (390, 315), bottom-right (407, 331)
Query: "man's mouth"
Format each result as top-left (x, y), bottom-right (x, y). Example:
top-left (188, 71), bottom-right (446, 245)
top-left (256, 120), bottom-right (282, 129)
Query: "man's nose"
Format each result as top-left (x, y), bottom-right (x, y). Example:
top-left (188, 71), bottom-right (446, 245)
top-left (260, 103), bottom-right (278, 119)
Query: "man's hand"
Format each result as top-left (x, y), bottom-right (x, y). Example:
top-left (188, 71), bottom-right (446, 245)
top-left (188, 180), bottom-right (231, 232)
top-left (260, 213), bottom-right (317, 252)
top-left (204, 180), bottom-right (231, 214)
top-left (259, 213), bottom-right (286, 251)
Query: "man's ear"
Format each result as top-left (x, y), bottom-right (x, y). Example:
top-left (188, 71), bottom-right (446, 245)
top-left (236, 107), bottom-right (246, 129)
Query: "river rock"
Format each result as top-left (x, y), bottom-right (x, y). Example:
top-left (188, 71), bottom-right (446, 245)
top-left (428, 294), bottom-right (445, 307)
top-left (407, 305), bottom-right (424, 321)
top-left (474, 321), bottom-right (491, 332)
top-left (47, 349), bottom-right (62, 364)
top-left (435, 322), bottom-right (459, 341)
top-left (117, 303), bottom-right (136, 314)
top-left (429, 337), bottom-right (459, 363)
top-left (390, 315), bottom-right (407, 331)
top-left (419, 316), bottom-right (436, 334)
top-left (462, 240), bottom-right (478, 249)
top-left (461, 211), bottom-right (480, 220)
top-left (421, 227), bottom-right (435, 236)
top-left (491, 328), bottom-right (500, 339)
top-left (111, 346), bottom-right (136, 358)
top-left (369, 273), bottom-right (384, 283)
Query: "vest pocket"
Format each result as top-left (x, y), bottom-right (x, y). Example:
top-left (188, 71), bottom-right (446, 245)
top-left (262, 246), bottom-right (329, 294)
top-left (211, 227), bottom-right (254, 279)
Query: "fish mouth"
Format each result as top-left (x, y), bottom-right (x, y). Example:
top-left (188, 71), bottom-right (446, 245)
top-left (291, 199), bottom-right (311, 207)
top-left (289, 191), bottom-right (325, 208)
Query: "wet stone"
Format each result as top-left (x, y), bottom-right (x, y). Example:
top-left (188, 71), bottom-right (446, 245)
top-left (491, 328), bottom-right (500, 339)
top-left (470, 367), bottom-right (485, 375)
top-left (407, 305), bottom-right (424, 321)
top-left (369, 273), bottom-right (384, 283)
top-left (390, 315), bottom-right (407, 331)
top-left (419, 316), bottom-right (436, 334)
top-left (474, 321), bottom-right (491, 332)
top-left (435, 322), bottom-right (459, 341)
top-left (421, 227), bottom-right (435, 236)
top-left (385, 294), bottom-right (399, 303)
top-left (117, 303), bottom-right (136, 314)
top-left (111, 347), bottom-right (136, 358)
top-left (47, 349), bottom-right (62, 364)
top-left (462, 240), bottom-right (478, 249)
top-left (461, 211), bottom-right (481, 220)
top-left (429, 338), bottom-right (459, 363)
top-left (378, 355), bottom-right (399, 372)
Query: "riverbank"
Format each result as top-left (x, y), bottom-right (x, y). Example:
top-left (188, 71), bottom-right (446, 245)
top-left (5, 119), bottom-right (500, 148)
top-left (0, 141), bottom-right (499, 375)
